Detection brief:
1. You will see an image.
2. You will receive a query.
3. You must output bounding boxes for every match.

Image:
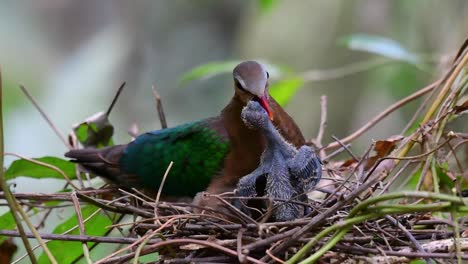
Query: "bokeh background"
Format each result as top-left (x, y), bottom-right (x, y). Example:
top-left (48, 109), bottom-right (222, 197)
top-left (1, 0), bottom-right (466, 172)
top-left (0, 1), bottom-right (467, 262)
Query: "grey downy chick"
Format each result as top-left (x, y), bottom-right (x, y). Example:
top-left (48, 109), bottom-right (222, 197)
top-left (237, 101), bottom-right (322, 221)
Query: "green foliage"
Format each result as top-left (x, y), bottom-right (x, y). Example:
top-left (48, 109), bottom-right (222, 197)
top-left (180, 60), bottom-right (301, 105)
top-left (258, 0), bottom-right (279, 13)
top-left (269, 78), bottom-right (304, 106)
top-left (74, 111), bottom-right (114, 148)
top-left (179, 60), bottom-right (288, 86)
top-left (5, 156), bottom-right (76, 180)
top-left (38, 205), bottom-right (114, 263)
top-left (339, 34), bottom-right (421, 65)
top-left (0, 212), bottom-right (16, 243)
top-left (179, 61), bottom-right (242, 86)
top-left (406, 169), bottom-right (421, 190)
top-left (138, 253), bottom-right (160, 263)
top-left (409, 260), bottom-right (426, 264)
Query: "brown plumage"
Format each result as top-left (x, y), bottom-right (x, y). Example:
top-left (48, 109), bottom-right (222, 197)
top-left (196, 61), bottom-right (305, 208)
top-left (66, 61), bottom-right (305, 209)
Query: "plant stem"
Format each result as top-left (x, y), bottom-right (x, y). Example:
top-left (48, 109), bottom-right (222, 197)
top-left (0, 68), bottom-right (38, 263)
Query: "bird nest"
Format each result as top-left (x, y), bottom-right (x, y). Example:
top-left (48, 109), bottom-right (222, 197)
top-left (1, 41), bottom-right (468, 263)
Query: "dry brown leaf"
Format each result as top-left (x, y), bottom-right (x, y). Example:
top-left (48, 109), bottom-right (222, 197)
top-left (179, 243), bottom-right (206, 250)
top-left (453, 100), bottom-right (468, 114)
top-left (364, 135), bottom-right (404, 170)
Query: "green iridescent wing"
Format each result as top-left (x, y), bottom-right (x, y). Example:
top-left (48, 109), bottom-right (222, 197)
top-left (119, 119), bottom-right (230, 197)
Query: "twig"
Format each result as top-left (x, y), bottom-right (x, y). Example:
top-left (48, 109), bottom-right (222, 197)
top-left (105, 81), bottom-right (126, 117)
top-left (333, 244), bottom-right (468, 260)
top-left (18, 84), bottom-right (72, 149)
top-left (0, 230), bottom-right (159, 244)
top-left (300, 58), bottom-right (392, 82)
top-left (237, 228), bottom-right (246, 263)
top-left (0, 70), bottom-right (38, 264)
top-left (385, 215), bottom-right (430, 264)
top-left (100, 238), bottom-right (266, 264)
top-left (321, 143), bottom-right (374, 207)
top-left (133, 230), bottom-right (159, 264)
top-left (268, 159), bottom-right (388, 260)
top-left (321, 80), bottom-right (440, 150)
top-left (331, 135), bottom-right (359, 162)
top-left (322, 143), bottom-right (351, 161)
top-left (266, 241), bottom-right (285, 264)
top-left (152, 85), bottom-right (168, 129)
top-left (314, 95), bottom-right (327, 158)
top-left (397, 52), bottom-right (468, 161)
top-left (244, 227), bottom-right (301, 252)
top-left (14, 197), bottom-right (57, 263)
top-left (155, 161), bottom-right (174, 224)
top-left (71, 192), bottom-right (92, 264)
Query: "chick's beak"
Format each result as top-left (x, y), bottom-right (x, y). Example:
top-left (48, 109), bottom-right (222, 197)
top-left (258, 95), bottom-right (274, 121)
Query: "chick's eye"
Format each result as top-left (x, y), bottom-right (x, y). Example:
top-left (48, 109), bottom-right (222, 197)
top-left (266, 71), bottom-right (270, 79)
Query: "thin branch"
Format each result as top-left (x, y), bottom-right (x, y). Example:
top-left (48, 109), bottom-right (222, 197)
top-left (385, 215), bottom-right (430, 264)
top-left (19, 84), bottom-right (72, 149)
top-left (314, 95), bottom-right (327, 159)
top-left (106, 82), bottom-right (126, 117)
top-left (0, 72), bottom-right (38, 264)
top-left (0, 230), bottom-right (157, 244)
top-left (155, 161), bottom-right (174, 224)
top-left (71, 192), bottom-right (92, 264)
top-left (321, 80), bottom-right (440, 150)
top-left (101, 238), bottom-right (266, 264)
top-left (152, 85), bottom-right (168, 129)
top-left (300, 58), bottom-right (392, 82)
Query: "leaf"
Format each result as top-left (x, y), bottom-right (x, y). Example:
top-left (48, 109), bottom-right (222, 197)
top-left (374, 135), bottom-right (404, 157)
top-left (409, 260), bottom-right (426, 264)
top-left (0, 212), bottom-right (16, 243)
top-left (38, 205), bottom-right (113, 263)
top-left (339, 34), bottom-right (420, 64)
top-left (364, 135), bottom-right (404, 171)
top-left (73, 111), bottom-right (114, 148)
top-left (269, 78), bottom-right (304, 106)
top-left (179, 60), bottom-right (288, 87)
top-left (5, 156), bottom-right (76, 180)
top-left (258, 0), bottom-right (279, 13)
top-left (406, 170), bottom-right (422, 190)
top-left (138, 253), bottom-right (159, 263)
top-left (453, 100), bottom-right (468, 114)
top-left (179, 61), bottom-right (241, 86)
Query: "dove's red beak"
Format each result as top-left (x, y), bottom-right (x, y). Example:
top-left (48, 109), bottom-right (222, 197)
top-left (258, 96), bottom-right (274, 121)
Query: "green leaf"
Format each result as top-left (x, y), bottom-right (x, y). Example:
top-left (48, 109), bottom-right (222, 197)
top-left (73, 111), bottom-right (114, 148)
top-left (5, 156), bottom-right (76, 180)
top-left (269, 78), bottom-right (304, 106)
top-left (406, 170), bottom-right (421, 190)
top-left (179, 60), bottom-right (289, 87)
top-left (179, 61), bottom-right (241, 86)
top-left (138, 253), bottom-right (160, 263)
top-left (38, 205), bottom-right (114, 263)
top-left (409, 260), bottom-right (425, 264)
top-left (258, 0), bottom-right (279, 13)
top-left (339, 34), bottom-right (420, 64)
top-left (0, 212), bottom-right (16, 243)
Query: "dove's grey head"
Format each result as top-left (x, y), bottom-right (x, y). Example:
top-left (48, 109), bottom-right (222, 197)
top-left (233, 61), bottom-right (273, 120)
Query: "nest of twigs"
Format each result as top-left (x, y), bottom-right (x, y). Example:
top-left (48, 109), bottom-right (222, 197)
top-left (1, 40), bottom-right (468, 264)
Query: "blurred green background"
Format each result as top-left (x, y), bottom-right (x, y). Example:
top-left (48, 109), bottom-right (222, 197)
top-left (1, 0), bottom-right (466, 166)
top-left (0, 1), bottom-right (467, 262)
